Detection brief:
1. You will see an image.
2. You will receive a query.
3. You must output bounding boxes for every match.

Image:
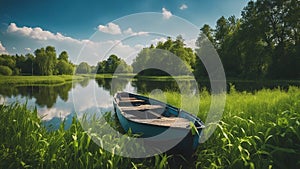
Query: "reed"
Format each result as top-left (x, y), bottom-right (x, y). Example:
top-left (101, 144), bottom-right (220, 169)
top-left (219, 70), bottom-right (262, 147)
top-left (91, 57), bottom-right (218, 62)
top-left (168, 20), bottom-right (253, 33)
top-left (0, 86), bottom-right (299, 168)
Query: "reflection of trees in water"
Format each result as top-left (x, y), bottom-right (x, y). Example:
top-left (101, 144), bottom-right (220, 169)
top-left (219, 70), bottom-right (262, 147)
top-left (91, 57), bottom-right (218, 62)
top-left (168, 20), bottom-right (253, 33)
top-left (131, 79), bottom-right (198, 94)
top-left (78, 78), bottom-right (90, 88)
top-left (95, 78), bottom-right (130, 95)
top-left (0, 83), bottom-right (73, 108)
top-left (95, 78), bottom-right (112, 91)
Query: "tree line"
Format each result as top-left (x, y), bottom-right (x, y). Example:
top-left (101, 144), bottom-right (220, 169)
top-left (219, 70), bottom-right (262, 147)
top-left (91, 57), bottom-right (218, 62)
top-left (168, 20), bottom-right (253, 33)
top-left (75, 54), bottom-right (132, 74)
top-left (132, 0), bottom-right (299, 79)
top-left (132, 35), bottom-right (196, 76)
top-left (0, 46), bottom-right (74, 76)
top-left (0, 46), bottom-right (132, 75)
top-left (1, 0), bottom-right (299, 79)
top-left (195, 0), bottom-right (299, 79)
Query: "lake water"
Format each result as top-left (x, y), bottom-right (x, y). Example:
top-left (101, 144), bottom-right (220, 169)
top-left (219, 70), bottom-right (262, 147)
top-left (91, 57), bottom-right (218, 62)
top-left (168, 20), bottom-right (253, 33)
top-left (0, 77), bottom-right (298, 129)
top-left (0, 78), bottom-right (200, 129)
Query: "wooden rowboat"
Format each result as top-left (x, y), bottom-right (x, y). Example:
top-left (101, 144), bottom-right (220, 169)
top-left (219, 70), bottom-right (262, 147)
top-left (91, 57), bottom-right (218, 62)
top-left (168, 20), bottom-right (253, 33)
top-left (113, 92), bottom-right (205, 154)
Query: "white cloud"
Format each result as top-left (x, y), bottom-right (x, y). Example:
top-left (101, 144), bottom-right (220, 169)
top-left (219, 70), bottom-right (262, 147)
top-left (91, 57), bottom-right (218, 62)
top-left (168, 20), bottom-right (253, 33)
top-left (151, 37), bottom-right (167, 45)
top-left (134, 44), bottom-right (145, 50)
top-left (7, 23), bottom-right (82, 44)
top-left (5, 23), bottom-right (145, 65)
top-left (180, 4), bottom-right (188, 10)
top-left (98, 22), bottom-right (121, 35)
top-left (25, 47), bottom-right (31, 52)
top-left (185, 38), bottom-right (197, 49)
top-left (162, 8), bottom-right (172, 19)
top-left (38, 107), bottom-right (72, 121)
top-left (133, 31), bottom-right (148, 36)
top-left (76, 39), bottom-right (144, 65)
top-left (123, 28), bottom-right (133, 35)
top-left (0, 41), bottom-right (8, 54)
top-left (123, 27), bottom-right (148, 36)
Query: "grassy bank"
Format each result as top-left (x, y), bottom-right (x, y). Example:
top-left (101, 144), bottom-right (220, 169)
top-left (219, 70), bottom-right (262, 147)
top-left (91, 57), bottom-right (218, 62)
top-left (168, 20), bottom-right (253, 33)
top-left (0, 87), bottom-right (299, 168)
top-left (79, 73), bottom-right (136, 79)
top-left (135, 75), bottom-right (194, 81)
top-left (0, 75), bottom-right (85, 86)
top-left (150, 86), bottom-right (300, 168)
top-left (0, 103), bottom-right (170, 169)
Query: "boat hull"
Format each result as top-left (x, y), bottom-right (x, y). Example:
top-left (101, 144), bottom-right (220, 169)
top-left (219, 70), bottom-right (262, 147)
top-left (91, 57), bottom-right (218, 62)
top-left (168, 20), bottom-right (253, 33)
top-left (113, 92), bottom-right (204, 154)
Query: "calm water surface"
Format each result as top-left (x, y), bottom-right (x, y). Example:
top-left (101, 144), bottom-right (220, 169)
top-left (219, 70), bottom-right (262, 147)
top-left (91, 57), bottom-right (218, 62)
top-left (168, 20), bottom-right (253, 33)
top-left (0, 77), bottom-right (298, 129)
top-left (0, 78), bottom-right (199, 129)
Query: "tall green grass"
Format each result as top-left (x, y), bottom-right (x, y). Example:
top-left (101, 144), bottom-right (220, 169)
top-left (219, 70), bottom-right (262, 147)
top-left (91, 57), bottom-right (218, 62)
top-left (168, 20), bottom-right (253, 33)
top-left (0, 103), bottom-right (171, 169)
top-left (0, 86), bottom-right (299, 168)
top-left (0, 75), bottom-right (84, 85)
top-left (150, 86), bottom-right (300, 168)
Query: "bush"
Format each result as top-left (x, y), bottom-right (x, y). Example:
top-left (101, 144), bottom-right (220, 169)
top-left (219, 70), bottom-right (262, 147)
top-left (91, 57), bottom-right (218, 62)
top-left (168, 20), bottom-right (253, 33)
top-left (0, 65), bottom-right (13, 75)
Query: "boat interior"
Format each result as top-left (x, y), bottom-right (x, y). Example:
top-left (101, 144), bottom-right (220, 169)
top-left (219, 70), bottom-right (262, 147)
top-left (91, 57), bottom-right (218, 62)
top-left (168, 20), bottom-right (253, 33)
top-left (116, 93), bottom-right (191, 128)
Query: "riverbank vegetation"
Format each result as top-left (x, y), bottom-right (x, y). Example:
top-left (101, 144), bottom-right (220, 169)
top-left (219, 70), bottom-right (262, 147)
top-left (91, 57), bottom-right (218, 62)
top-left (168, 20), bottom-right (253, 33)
top-left (0, 75), bottom-right (84, 85)
top-left (1, 86), bottom-right (299, 168)
top-left (0, 0), bottom-right (299, 168)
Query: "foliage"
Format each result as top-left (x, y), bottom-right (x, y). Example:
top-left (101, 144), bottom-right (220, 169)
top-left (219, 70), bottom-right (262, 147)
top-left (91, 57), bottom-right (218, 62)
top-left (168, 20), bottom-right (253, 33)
top-left (0, 0), bottom-right (299, 79)
top-left (97, 54), bottom-right (132, 74)
top-left (132, 36), bottom-right (195, 76)
top-left (0, 47), bottom-right (74, 76)
top-left (0, 75), bottom-right (84, 85)
top-left (195, 0), bottom-right (300, 79)
top-left (56, 60), bottom-right (74, 75)
top-left (58, 51), bottom-right (69, 62)
top-left (0, 103), bottom-right (172, 169)
top-left (0, 65), bottom-right (13, 75)
top-left (0, 54), bottom-right (16, 70)
top-left (1, 86), bottom-right (299, 168)
top-left (35, 46), bottom-right (57, 75)
top-left (76, 62), bottom-right (91, 74)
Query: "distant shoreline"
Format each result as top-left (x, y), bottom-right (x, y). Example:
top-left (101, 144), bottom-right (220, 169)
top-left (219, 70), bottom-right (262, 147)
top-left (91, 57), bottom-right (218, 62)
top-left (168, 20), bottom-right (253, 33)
top-left (0, 74), bottom-right (299, 86)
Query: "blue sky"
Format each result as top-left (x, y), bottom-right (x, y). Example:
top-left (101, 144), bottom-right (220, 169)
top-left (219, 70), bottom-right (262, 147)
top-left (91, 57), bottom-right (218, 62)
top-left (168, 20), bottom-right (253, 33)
top-left (0, 0), bottom-right (249, 65)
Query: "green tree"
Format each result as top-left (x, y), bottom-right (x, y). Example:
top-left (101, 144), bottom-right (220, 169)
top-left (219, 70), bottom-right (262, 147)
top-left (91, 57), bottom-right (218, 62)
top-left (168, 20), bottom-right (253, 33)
top-left (0, 54), bottom-right (16, 70)
top-left (200, 24), bottom-right (215, 45)
top-left (115, 60), bottom-right (133, 73)
top-left (194, 24), bottom-right (216, 78)
top-left (34, 46), bottom-right (57, 75)
top-left (132, 36), bottom-right (194, 76)
top-left (35, 48), bottom-right (47, 75)
top-left (215, 16), bottom-right (229, 49)
top-left (96, 54), bottom-right (132, 74)
top-left (45, 46), bottom-right (57, 75)
top-left (14, 54), bottom-right (26, 75)
top-left (96, 61), bottom-right (106, 74)
top-left (0, 65), bottom-right (12, 75)
top-left (76, 62), bottom-right (91, 74)
top-left (105, 54), bottom-right (121, 73)
top-left (23, 53), bottom-right (36, 75)
top-left (56, 60), bottom-right (74, 75)
top-left (58, 51), bottom-right (69, 62)
top-left (195, 0), bottom-right (299, 79)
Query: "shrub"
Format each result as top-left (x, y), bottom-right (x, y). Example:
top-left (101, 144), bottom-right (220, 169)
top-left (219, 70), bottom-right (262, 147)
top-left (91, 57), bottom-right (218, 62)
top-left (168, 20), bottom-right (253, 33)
top-left (0, 65), bottom-right (13, 75)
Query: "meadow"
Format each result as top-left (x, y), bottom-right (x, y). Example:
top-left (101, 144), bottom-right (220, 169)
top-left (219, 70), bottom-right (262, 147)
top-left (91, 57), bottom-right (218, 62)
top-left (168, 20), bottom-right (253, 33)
top-left (0, 86), bottom-right (299, 168)
top-left (0, 75), bottom-right (84, 86)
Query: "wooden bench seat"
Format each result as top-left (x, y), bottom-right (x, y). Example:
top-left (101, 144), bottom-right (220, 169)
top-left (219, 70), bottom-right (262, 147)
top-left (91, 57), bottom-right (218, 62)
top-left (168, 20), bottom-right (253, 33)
top-left (120, 104), bottom-right (163, 111)
top-left (132, 117), bottom-right (190, 128)
top-left (118, 99), bottom-right (145, 103)
top-left (120, 97), bottom-right (139, 100)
